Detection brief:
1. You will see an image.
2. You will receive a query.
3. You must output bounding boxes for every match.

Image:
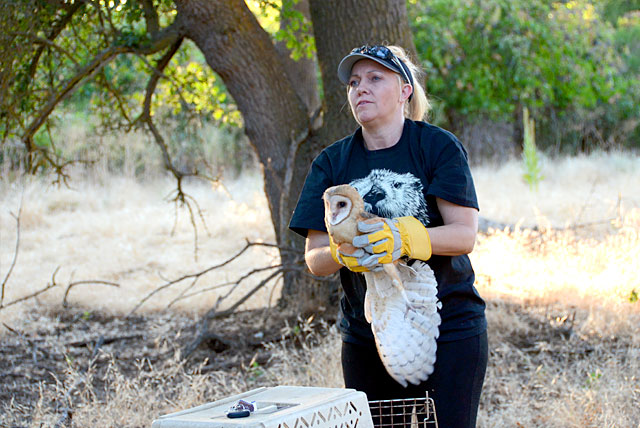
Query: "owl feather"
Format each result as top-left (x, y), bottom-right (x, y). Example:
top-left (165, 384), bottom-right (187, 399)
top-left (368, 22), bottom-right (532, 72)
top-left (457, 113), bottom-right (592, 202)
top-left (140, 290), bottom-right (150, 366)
top-left (322, 184), bottom-right (441, 387)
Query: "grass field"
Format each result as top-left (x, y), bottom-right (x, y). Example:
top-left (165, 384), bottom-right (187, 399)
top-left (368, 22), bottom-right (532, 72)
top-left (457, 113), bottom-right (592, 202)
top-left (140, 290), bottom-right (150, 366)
top-left (1, 151), bottom-right (639, 427)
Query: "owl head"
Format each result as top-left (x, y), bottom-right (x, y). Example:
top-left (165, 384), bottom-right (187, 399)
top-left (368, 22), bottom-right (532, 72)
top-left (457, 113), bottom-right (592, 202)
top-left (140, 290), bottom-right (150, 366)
top-left (322, 184), bottom-right (364, 226)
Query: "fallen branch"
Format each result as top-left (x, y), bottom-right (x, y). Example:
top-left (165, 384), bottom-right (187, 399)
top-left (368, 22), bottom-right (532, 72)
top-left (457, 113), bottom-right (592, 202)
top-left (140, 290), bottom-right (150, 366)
top-left (183, 264), bottom-right (303, 358)
top-left (0, 267), bottom-right (61, 311)
top-left (212, 268), bottom-right (293, 318)
top-left (0, 191), bottom-right (24, 309)
top-left (167, 264), bottom-right (283, 309)
top-left (127, 240), bottom-right (286, 317)
top-left (0, 266), bottom-right (121, 313)
top-left (66, 334), bottom-right (144, 348)
top-left (62, 279), bottom-right (120, 308)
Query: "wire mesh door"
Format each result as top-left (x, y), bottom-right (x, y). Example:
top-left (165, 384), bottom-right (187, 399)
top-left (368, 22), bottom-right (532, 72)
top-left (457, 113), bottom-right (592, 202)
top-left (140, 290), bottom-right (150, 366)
top-left (368, 393), bottom-right (438, 428)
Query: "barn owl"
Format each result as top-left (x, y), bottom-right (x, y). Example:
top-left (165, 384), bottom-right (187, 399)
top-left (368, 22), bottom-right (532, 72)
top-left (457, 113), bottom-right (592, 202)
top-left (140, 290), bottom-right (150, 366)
top-left (323, 184), bottom-right (441, 387)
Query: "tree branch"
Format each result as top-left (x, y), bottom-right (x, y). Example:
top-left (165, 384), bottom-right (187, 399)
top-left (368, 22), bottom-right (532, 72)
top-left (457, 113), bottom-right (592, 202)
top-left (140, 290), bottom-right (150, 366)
top-left (96, 70), bottom-right (133, 126)
top-left (16, 32), bottom-right (80, 67)
top-left (26, 1), bottom-right (86, 81)
top-left (62, 279), bottom-right (120, 308)
top-left (139, 38), bottom-right (186, 177)
top-left (22, 44), bottom-right (129, 146)
top-left (141, 0), bottom-right (160, 35)
top-left (135, 37), bottom-right (224, 260)
top-left (21, 20), bottom-right (183, 157)
top-left (127, 241), bottom-right (286, 317)
top-left (0, 192), bottom-right (24, 309)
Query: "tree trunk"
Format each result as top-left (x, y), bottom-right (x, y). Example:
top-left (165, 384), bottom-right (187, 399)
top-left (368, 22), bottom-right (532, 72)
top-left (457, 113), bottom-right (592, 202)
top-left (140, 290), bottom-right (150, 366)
top-left (177, 0), bottom-right (311, 246)
top-left (274, 0), bottom-right (321, 115)
top-left (176, 0), bottom-right (417, 308)
top-left (310, 0), bottom-right (417, 146)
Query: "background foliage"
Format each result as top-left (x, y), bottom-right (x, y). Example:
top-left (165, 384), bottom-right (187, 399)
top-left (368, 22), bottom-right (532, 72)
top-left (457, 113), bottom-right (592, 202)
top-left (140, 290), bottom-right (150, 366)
top-left (409, 0), bottom-right (640, 155)
top-left (1, 0), bottom-right (638, 177)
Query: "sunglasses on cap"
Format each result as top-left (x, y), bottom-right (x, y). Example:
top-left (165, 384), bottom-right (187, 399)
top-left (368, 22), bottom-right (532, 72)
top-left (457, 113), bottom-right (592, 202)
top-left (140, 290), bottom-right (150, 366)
top-left (339, 45), bottom-right (414, 100)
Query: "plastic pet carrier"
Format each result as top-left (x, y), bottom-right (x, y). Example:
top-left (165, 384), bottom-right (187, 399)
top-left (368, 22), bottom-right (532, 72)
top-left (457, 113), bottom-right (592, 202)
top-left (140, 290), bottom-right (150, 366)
top-left (151, 386), bottom-right (437, 428)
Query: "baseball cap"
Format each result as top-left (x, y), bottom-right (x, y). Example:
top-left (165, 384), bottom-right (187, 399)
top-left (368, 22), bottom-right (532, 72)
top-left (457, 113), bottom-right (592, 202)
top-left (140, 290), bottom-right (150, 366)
top-left (337, 44), bottom-right (414, 100)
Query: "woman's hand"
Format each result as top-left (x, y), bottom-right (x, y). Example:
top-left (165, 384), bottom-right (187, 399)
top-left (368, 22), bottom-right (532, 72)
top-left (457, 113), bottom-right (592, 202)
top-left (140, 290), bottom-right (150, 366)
top-left (351, 197), bottom-right (478, 261)
top-left (305, 230), bottom-right (343, 276)
top-left (305, 230), bottom-right (382, 275)
top-left (353, 216), bottom-right (432, 262)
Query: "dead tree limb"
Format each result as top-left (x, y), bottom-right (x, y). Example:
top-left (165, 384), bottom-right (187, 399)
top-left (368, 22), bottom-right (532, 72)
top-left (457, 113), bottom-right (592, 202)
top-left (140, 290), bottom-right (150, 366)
top-left (127, 241), bottom-right (286, 317)
top-left (0, 265), bottom-right (121, 312)
top-left (210, 268), bottom-right (298, 318)
top-left (166, 264), bottom-right (283, 309)
top-left (66, 334), bottom-right (144, 348)
top-left (62, 279), bottom-right (120, 308)
top-left (0, 191), bottom-right (23, 309)
top-left (183, 264), bottom-right (304, 358)
top-left (0, 267), bottom-right (61, 312)
top-left (213, 265), bottom-right (286, 311)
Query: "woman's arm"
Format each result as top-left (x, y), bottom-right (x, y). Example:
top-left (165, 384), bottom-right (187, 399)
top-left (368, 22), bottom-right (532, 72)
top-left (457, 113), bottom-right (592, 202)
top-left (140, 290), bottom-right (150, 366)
top-left (305, 230), bottom-right (343, 276)
top-left (427, 197), bottom-right (479, 256)
top-left (306, 197), bottom-right (477, 274)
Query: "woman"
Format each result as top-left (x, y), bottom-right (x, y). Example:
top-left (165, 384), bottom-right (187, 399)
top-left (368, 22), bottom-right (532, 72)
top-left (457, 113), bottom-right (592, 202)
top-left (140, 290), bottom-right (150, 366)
top-left (288, 45), bottom-right (487, 428)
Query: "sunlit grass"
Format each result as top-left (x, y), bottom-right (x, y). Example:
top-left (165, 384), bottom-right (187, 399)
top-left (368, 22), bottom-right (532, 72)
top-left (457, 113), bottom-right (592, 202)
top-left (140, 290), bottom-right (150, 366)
top-left (1, 150), bottom-right (639, 324)
top-left (470, 150), bottom-right (640, 334)
top-left (472, 151), bottom-right (638, 230)
top-left (472, 208), bottom-right (640, 309)
top-left (1, 150), bottom-right (640, 427)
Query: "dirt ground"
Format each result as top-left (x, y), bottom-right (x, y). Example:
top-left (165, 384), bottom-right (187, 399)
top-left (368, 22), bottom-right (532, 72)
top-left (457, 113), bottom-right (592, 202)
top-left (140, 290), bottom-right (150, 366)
top-left (2, 299), bottom-right (639, 427)
top-left (0, 306), bottom-right (327, 421)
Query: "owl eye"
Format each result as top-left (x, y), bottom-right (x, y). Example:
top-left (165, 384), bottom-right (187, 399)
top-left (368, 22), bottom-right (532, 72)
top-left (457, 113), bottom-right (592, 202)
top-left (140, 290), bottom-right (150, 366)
top-left (338, 201), bottom-right (347, 208)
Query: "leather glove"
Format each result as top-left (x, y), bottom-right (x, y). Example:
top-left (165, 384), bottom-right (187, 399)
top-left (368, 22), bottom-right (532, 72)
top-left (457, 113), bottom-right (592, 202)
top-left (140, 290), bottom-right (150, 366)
top-left (329, 234), bottom-right (384, 272)
top-left (352, 216), bottom-right (432, 263)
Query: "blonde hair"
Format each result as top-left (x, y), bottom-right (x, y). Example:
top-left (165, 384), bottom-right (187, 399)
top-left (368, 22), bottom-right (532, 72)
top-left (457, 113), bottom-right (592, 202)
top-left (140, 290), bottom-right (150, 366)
top-left (387, 45), bottom-right (431, 121)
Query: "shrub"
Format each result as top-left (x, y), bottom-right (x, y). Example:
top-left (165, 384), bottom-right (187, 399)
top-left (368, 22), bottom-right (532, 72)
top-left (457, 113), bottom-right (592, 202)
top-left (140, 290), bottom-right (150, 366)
top-left (409, 0), bottom-right (640, 154)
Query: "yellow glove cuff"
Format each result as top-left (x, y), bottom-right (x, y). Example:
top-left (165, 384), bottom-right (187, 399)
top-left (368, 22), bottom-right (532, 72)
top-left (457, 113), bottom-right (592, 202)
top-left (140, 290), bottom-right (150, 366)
top-left (396, 216), bottom-right (432, 261)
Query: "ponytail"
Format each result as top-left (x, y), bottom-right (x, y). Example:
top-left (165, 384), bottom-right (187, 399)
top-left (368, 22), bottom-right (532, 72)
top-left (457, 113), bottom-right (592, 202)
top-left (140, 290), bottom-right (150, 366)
top-left (388, 46), bottom-right (431, 121)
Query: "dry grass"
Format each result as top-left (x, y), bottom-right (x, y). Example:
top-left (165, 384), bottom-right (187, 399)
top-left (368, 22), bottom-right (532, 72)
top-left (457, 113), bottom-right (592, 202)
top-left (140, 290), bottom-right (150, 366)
top-left (1, 150), bottom-right (640, 427)
top-left (0, 172), bottom-right (280, 328)
top-left (473, 151), bottom-right (638, 230)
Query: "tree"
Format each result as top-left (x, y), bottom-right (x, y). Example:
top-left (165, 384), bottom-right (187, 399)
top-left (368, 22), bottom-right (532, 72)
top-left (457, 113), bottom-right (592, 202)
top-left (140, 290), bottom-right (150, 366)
top-left (409, 0), bottom-right (640, 155)
top-left (0, 0), bottom-right (416, 308)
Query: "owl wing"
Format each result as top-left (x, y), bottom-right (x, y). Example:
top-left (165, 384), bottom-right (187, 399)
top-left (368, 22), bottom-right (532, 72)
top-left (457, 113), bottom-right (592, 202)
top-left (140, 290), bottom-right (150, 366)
top-left (363, 261), bottom-right (441, 387)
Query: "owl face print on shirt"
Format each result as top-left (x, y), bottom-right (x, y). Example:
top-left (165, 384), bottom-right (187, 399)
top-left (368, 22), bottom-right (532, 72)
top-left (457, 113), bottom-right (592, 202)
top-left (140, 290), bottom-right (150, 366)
top-left (349, 169), bottom-right (429, 226)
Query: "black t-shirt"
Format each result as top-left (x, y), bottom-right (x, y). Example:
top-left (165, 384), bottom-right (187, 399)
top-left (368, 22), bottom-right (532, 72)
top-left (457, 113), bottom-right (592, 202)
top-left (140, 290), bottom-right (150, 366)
top-left (289, 119), bottom-right (486, 344)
